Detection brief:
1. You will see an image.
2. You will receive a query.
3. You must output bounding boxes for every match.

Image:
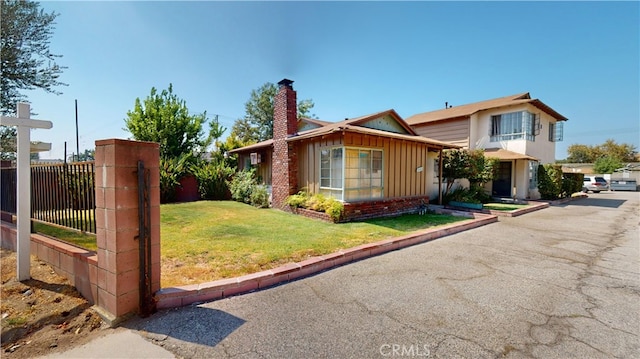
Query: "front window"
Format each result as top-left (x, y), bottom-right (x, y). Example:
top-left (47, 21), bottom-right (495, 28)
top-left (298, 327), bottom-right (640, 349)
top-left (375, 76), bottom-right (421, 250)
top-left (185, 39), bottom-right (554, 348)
top-left (320, 148), bottom-right (343, 200)
top-left (320, 147), bottom-right (383, 201)
top-left (491, 111), bottom-right (538, 142)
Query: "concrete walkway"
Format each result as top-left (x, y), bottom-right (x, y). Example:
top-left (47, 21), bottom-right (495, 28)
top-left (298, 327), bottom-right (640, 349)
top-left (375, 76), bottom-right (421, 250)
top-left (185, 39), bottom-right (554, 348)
top-left (42, 191), bottom-right (640, 358)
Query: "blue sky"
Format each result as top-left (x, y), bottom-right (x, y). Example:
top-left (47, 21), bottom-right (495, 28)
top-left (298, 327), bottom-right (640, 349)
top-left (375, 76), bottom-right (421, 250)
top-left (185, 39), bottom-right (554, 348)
top-left (22, 1), bottom-right (640, 160)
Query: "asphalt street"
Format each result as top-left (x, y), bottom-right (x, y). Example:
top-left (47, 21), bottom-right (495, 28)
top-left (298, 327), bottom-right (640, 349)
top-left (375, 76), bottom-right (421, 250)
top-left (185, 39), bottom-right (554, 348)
top-left (49, 191), bottom-right (640, 358)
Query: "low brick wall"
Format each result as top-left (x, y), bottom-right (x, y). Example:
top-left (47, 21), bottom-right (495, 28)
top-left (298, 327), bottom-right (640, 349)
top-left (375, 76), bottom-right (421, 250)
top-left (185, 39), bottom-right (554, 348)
top-left (155, 209), bottom-right (498, 309)
top-left (444, 202), bottom-right (550, 217)
top-left (289, 196), bottom-right (431, 223)
top-left (1, 221), bottom-right (98, 305)
top-left (291, 207), bottom-right (333, 222)
top-left (342, 196), bottom-right (429, 222)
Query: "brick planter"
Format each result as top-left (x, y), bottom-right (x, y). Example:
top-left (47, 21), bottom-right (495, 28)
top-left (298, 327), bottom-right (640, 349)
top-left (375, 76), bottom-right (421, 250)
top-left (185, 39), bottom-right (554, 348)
top-left (291, 207), bottom-right (334, 222)
top-left (342, 196), bottom-right (429, 222)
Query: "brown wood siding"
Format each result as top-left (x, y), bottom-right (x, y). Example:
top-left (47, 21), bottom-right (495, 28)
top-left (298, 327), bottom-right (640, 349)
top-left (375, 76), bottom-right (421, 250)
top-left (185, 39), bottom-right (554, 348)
top-left (413, 118), bottom-right (470, 147)
top-left (296, 132), bottom-right (431, 199)
top-left (237, 148), bottom-right (272, 185)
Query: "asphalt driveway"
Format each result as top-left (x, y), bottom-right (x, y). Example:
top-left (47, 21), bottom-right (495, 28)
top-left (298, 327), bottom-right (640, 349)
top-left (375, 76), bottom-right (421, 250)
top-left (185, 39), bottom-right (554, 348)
top-left (128, 191), bottom-right (639, 358)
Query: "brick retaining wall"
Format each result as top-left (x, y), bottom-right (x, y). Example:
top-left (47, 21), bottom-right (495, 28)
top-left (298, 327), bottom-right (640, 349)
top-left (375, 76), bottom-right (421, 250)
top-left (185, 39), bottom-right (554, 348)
top-left (1, 221), bottom-right (98, 304)
top-left (342, 196), bottom-right (429, 222)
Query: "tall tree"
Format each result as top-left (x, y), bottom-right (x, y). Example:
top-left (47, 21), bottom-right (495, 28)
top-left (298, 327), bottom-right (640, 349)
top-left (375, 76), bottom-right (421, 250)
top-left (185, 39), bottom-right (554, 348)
top-left (0, 0), bottom-right (67, 159)
top-left (230, 82), bottom-right (316, 144)
top-left (124, 84), bottom-right (218, 159)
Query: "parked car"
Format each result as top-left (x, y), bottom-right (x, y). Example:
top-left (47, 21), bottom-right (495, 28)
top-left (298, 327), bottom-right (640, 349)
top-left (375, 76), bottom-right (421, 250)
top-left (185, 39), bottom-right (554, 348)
top-left (583, 176), bottom-right (609, 193)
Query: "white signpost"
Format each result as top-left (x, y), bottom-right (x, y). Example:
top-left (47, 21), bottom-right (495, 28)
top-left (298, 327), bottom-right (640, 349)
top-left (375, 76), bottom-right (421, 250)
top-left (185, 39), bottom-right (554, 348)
top-left (1, 103), bottom-right (53, 280)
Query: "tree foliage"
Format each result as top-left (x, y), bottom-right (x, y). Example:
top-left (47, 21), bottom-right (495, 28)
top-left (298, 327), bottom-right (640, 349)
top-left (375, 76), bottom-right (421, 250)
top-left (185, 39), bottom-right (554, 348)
top-left (441, 149), bottom-right (498, 194)
top-left (124, 84), bottom-right (223, 160)
top-left (68, 149), bottom-right (95, 162)
top-left (566, 139), bottom-right (637, 163)
top-left (1, 0), bottom-right (67, 160)
top-left (593, 155), bottom-right (623, 174)
top-left (230, 82), bottom-right (316, 144)
top-left (1, 0), bottom-right (67, 115)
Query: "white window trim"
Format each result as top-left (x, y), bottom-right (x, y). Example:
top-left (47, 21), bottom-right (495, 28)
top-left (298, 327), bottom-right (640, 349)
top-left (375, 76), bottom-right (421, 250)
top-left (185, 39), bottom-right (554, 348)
top-left (319, 146), bottom-right (384, 202)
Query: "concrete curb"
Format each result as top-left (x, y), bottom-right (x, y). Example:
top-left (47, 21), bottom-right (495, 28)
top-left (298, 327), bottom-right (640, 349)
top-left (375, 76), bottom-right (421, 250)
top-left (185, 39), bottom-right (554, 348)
top-left (154, 211), bottom-right (498, 309)
top-left (444, 201), bottom-right (550, 217)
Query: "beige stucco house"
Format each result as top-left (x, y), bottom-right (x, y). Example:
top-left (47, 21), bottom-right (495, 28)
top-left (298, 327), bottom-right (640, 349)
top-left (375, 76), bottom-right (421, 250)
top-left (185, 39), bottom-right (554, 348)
top-left (406, 93), bottom-right (568, 200)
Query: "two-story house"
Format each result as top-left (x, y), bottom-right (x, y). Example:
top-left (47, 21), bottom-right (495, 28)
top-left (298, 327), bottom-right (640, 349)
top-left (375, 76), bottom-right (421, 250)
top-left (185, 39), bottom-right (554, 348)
top-left (406, 93), bottom-right (568, 200)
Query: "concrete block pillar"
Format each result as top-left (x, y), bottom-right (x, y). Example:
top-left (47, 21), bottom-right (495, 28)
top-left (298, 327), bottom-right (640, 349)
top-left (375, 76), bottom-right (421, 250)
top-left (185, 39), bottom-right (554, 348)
top-left (93, 139), bottom-right (160, 326)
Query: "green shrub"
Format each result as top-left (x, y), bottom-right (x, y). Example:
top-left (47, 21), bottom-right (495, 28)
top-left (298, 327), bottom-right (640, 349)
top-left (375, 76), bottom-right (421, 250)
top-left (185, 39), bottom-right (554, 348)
top-left (191, 161), bottom-right (234, 200)
top-left (538, 164), bottom-right (563, 199)
top-left (285, 191), bottom-right (344, 222)
top-left (159, 154), bottom-right (192, 203)
top-left (227, 169), bottom-right (270, 208)
top-left (442, 186), bottom-right (489, 204)
top-left (306, 193), bottom-right (329, 211)
top-left (228, 169), bottom-right (257, 204)
top-left (250, 185), bottom-right (270, 208)
top-left (325, 199), bottom-right (344, 222)
top-left (562, 173), bottom-right (584, 197)
top-left (286, 191), bottom-right (310, 208)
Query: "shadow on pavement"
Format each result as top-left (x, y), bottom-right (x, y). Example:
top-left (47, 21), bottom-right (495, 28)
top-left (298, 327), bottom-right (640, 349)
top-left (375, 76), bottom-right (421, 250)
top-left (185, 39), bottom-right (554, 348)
top-left (560, 194), bottom-right (627, 209)
top-left (125, 306), bottom-right (245, 347)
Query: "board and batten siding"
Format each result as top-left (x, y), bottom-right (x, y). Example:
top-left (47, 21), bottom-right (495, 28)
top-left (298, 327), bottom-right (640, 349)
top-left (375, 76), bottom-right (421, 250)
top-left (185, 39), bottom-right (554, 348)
top-left (296, 132), bottom-right (433, 200)
top-left (412, 118), bottom-right (470, 148)
top-left (237, 148), bottom-right (272, 186)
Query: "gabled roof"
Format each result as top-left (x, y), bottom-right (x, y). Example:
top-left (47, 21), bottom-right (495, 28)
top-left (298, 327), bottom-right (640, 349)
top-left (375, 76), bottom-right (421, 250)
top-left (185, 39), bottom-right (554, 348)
top-left (289, 109), bottom-right (457, 148)
top-left (289, 120), bottom-right (457, 148)
top-left (338, 109), bottom-right (417, 135)
top-left (229, 109), bottom-right (459, 154)
top-left (406, 92), bottom-right (568, 125)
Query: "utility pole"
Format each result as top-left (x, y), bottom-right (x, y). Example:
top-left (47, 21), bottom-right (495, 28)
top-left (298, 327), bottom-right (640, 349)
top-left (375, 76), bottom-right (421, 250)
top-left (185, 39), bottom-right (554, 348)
top-left (75, 99), bottom-right (79, 162)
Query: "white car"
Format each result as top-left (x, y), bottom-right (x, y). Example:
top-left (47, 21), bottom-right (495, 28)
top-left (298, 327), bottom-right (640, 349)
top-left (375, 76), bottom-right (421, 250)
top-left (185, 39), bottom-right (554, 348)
top-left (583, 176), bottom-right (609, 193)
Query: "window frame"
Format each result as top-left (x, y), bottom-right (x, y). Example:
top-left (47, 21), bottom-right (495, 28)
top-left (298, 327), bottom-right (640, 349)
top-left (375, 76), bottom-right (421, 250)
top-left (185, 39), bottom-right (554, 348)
top-left (549, 122), bottom-right (564, 142)
top-left (319, 146), bottom-right (384, 202)
top-left (490, 111), bottom-right (538, 142)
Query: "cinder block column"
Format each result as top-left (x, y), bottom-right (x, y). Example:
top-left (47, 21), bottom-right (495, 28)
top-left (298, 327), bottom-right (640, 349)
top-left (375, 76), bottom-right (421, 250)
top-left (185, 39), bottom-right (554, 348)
top-left (94, 139), bottom-right (160, 326)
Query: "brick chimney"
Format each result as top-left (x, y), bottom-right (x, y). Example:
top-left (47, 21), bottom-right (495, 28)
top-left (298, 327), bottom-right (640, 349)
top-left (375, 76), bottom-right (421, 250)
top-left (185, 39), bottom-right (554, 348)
top-left (272, 79), bottom-right (298, 209)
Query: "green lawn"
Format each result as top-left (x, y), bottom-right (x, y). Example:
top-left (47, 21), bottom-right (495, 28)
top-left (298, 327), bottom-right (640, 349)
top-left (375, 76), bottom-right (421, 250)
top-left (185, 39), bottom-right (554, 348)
top-left (482, 203), bottom-right (529, 211)
top-left (160, 201), bottom-right (467, 287)
top-left (33, 222), bottom-right (98, 251)
top-left (30, 201), bottom-right (469, 287)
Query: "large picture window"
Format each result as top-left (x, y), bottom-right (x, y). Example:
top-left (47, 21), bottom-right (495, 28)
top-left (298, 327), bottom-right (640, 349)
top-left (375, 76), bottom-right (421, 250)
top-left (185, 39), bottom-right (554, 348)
top-left (491, 111), bottom-right (538, 142)
top-left (320, 147), bottom-right (383, 201)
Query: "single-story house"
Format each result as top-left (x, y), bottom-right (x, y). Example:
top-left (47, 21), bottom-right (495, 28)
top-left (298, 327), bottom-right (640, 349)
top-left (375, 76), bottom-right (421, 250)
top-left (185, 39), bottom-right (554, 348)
top-left (230, 79), bottom-right (459, 221)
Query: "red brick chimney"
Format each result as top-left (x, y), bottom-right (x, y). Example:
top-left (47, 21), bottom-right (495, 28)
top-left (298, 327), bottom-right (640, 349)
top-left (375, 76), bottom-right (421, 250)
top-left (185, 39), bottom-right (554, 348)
top-left (272, 79), bottom-right (298, 209)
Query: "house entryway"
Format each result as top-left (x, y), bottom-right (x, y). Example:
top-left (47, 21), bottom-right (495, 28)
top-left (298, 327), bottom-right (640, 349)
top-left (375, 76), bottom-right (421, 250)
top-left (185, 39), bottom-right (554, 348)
top-left (492, 161), bottom-right (512, 197)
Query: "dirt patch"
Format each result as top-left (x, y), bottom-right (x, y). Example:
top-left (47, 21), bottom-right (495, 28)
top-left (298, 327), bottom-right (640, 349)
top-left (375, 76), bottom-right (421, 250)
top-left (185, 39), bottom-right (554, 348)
top-left (1, 248), bottom-right (108, 358)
